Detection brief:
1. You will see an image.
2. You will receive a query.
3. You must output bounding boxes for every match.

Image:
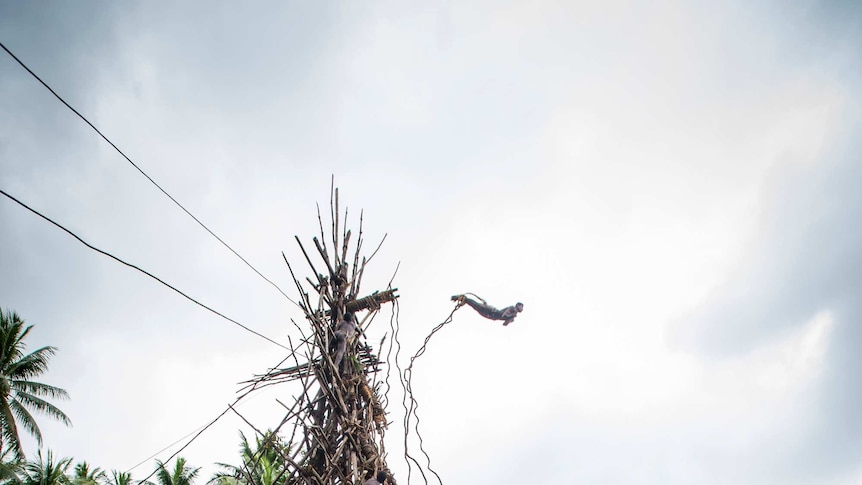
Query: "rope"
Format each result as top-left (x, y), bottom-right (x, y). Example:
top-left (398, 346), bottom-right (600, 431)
top-left (399, 300), bottom-right (463, 485)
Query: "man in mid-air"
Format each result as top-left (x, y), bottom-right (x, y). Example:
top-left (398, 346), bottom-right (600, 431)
top-left (451, 294), bottom-right (524, 326)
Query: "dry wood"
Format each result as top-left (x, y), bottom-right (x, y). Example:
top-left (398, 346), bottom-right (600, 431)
top-left (242, 188), bottom-right (399, 485)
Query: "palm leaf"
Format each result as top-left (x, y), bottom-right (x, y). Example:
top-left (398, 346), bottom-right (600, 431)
top-left (12, 392), bottom-right (71, 426)
top-left (8, 400), bottom-right (41, 446)
top-left (0, 397), bottom-right (24, 461)
top-left (7, 348), bottom-right (57, 380)
top-left (108, 471), bottom-right (132, 485)
top-left (22, 449), bottom-right (72, 485)
top-left (9, 381), bottom-right (68, 401)
top-left (0, 310), bottom-right (70, 456)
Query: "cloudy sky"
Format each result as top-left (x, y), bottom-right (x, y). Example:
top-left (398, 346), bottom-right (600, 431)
top-left (2, 1), bottom-right (862, 484)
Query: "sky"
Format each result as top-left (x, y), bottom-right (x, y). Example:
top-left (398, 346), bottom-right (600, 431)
top-left (1, 1), bottom-right (862, 484)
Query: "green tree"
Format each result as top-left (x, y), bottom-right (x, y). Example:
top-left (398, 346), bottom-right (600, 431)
top-left (71, 463), bottom-right (103, 485)
top-left (205, 478), bottom-right (236, 485)
top-left (209, 431), bottom-right (288, 485)
top-left (20, 450), bottom-right (71, 485)
top-left (0, 449), bottom-right (21, 485)
top-left (105, 471), bottom-right (131, 485)
top-left (0, 309), bottom-right (71, 460)
top-left (149, 458), bottom-right (199, 485)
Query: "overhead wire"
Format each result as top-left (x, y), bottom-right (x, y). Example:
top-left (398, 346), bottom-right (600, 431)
top-left (0, 188), bottom-right (290, 351)
top-left (1, 38), bottom-right (308, 473)
top-left (130, 352), bottom-right (295, 484)
top-left (2, 182), bottom-right (299, 478)
top-left (125, 424), bottom-right (208, 474)
top-left (0, 39), bottom-right (300, 310)
top-left (124, 378), bottom-right (283, 474)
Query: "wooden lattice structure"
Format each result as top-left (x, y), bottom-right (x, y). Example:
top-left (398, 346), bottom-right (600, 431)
top-left (244, 188), bottom-right (398, 485)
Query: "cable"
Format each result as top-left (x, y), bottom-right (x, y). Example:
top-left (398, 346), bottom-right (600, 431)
top-left (125, 424), bottom-right (208, 474)
top-left (0, 40), bottom-right (300, 310)
top-left (126, 354), bottom-right (292, 474)
top-left (131, 351), bottom-right (295, 485)
top-left (1, 188), bottom-right (290, 351)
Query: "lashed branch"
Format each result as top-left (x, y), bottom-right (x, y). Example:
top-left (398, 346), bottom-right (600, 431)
top-left (240, 187), bottom-right (398, 485)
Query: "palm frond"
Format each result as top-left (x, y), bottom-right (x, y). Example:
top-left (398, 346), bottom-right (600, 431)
top-left (0, 310), bottom-right (28, 372)
top-left (10, 381), bottom-right (68, 401)
top-left (12, 392), bottom-right (71, 426)
top-left (73, 461), bottom-right (105, 483)
top-left (173, 458), bottom-right (200, 485)
top-left (7, 348), bottom-right (57, 380)
top-left (207, 464), bottom-right (241, 485)
top-left (0, 398), bottom-right (24, 461)
top-left (0, 311), bottom-right (70, 456)
top-left (22, 449), bottom-right (72, 485)
top-left (9, 399), bottom-right (42, 446)
top-left (108, 471), bottom-right (132, 485)
top-left (153, 460), bottom-right (172, 485)
top-left (0, 456), bottom-right (21, 485)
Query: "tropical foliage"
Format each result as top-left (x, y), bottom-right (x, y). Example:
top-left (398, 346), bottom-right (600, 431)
top-left (104, 471), bottom-right (131, 485)
top-left (148, 458), bottom-right (199, 485)
top-left (0, 308), bottom-right (71, 460)
top-left (0, 452), bottom-right (137, 485)
top-left (209, 431), bottom-right (289, 485)
top-left (0, 449), bottom-right (21, 485)
top-left (0, 309), bottom-right (292, 485)
top-left (20, 449), bottom-right (72, 485)
top-left (71, 463), bottom-right (104, 485)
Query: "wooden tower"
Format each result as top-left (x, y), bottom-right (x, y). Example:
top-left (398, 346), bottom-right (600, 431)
top-left (242, 187), bottom-right (398, 485)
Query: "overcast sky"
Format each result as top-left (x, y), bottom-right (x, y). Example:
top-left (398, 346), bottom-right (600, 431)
top-left (2, 1), bottom-right (862, 484)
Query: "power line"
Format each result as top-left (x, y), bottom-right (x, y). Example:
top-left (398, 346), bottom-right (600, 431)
top-left (0, 188), bottom-right (290, 351)
top-left (130, 352), bottom-right (295, 484)
top-left (126, 423), bottom-right (208, 473)
top-left (0, 40), bottom-right (300, 310)
top-left (124, 358), bottom-right (285, 474)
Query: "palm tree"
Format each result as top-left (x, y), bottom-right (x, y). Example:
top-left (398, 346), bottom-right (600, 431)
top-left (0, 449), bottom-right (21, 485)
top-left (209, 431), bottom-right (288, 485)
top-left (0, 309), bottom-right (71, 460)
top-left (149, 458), bottom-right (199, 485)
top-left (104, 471), bottom-right (131, 485)
top-left (205, 478), bottom-right (236, 485)
top-left (71, 463), bottom-right (104, 485)
top-left (20, 449), bottom-right (71, 485)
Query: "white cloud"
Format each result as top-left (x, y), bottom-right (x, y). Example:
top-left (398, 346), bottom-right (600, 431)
top-left (3, 1), bottom-right (862, 483)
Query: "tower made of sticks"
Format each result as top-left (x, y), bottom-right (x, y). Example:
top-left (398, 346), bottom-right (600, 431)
top-left (245, 188), bottom-right (398, 485)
